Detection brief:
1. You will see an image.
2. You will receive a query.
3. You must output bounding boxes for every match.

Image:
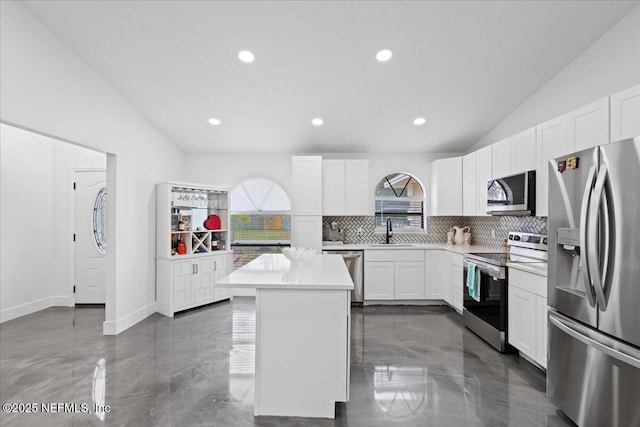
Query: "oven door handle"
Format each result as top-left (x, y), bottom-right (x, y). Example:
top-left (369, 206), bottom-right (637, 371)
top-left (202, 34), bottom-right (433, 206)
top-left (463, 260), bottom-right (503, 277)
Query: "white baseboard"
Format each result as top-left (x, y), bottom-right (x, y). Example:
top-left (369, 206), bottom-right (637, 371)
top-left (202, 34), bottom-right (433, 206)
top-left (103, 301), bottom-right (157, 335)
top-left (50, 295), bottom-right (73, 306)
top-left (0, 297), bottom-right (53, 323)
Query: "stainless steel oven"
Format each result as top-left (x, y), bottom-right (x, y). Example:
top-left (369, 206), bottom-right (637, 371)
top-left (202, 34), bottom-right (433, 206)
top-left (463, 232), bottom-right (548, 353)
top-left (463, 256), bottom-right (509, 352)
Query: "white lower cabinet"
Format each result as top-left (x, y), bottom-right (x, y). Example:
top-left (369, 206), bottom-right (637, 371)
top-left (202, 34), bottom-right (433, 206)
top-left (364, 250), bottom-right (424, 301)
top-left (157, 252), bottom-right (233, 317)
top-left (364, 262), bottom-right (395, 300)
top-left (395, 262), bottom-right (425, 299)
top-left (441, 251), bottom-right (453, 304)
top-left (450, 254), bottom-right (464, 313)
top-left (508, 268), bottom-right (547, 368)
top-left (424, 251), bottom-right (443, 299)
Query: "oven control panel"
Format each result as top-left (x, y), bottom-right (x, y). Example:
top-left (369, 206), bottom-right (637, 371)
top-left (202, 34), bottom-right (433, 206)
top-left (508, 232), bottom-right (548, 249)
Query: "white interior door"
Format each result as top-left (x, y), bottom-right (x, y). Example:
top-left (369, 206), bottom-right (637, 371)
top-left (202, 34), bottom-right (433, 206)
top-left (74, 170), bottom-right (106, 304)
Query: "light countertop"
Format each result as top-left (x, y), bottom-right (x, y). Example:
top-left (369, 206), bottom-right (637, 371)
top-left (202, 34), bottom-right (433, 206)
top-left (322, 243), bottom-right (498, 254)
top-left (507, 262), bottom-right (548, 277)
top-left (217, 253), bottom-right (354, 290)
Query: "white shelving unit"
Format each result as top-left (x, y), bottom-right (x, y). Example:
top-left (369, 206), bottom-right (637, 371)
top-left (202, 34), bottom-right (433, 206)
top-left (156, 182), bottom-right (234, 316)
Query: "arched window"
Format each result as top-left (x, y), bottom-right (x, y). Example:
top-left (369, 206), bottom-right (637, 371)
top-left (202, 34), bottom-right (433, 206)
top-left (230, 178), bottom-right (291, 267)
top-left (375, 173), bottom-right (425, 233)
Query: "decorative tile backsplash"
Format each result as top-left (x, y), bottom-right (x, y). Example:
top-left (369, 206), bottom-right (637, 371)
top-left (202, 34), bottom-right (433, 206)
top-left (323, 215), bottom-right (547, 248)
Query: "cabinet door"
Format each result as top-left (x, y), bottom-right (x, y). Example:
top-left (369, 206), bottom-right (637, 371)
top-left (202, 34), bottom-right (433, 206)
top-left (430, 157), bottom-right (462, 215)
top-left (194, 257), bottom-right (215, 304)
top-left (441, 251), bottom-right (452, 304)
top-left (291, 216), bottom-right (322, 251)
top-left (475, 146), bottom-right (492, 216)
top-left (424, 251), bottom-right (442, 299)
top-left (212, 254), bottom-right (231, 300)
top-left (492, 137), bottom-right (512, 179)
top-left (292, 156), bottom-right (322, 215)
top-left (322, 160), bottom-right (346, 215)
top-left (462, 152), bottom-right (477, 216)
top-left (173, 259), bottom-right (195, 310)
top-left (345, 160), bottom-right (370, 215)
top-left (610, 84), bottom-right (640, 142)
top-left (536, 295), bottom-right (548, 368)
top-left (512, 127), bottom-right (537, 174)
top-left (394, 262), bottom-right (425, 299)
top-left (364, 262), bottom-right (394, 300)
top-left (508, 285), bottom-right (536, 359)
top-left (451, 265), bottom-right (464, 313)
top-left (568, 97), bottom-right (609, 151)
top-left (536, 115), bottom-right (568, 217)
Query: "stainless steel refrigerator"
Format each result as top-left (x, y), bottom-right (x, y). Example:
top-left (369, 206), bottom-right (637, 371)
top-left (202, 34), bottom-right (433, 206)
top-left (547, 137), bottom-right (640, 427)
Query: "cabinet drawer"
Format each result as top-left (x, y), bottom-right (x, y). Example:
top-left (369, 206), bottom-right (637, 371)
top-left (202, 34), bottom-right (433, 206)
top-left (450, 253), bottom-right (464, 267)
top-left (365, 249), bottom-right (423, 262)
top-left (510, 268), bottom-right (546, 298)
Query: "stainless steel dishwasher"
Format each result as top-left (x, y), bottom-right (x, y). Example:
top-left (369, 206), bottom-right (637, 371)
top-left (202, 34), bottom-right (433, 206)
top-left (322, 250), bottom-right (364, 303)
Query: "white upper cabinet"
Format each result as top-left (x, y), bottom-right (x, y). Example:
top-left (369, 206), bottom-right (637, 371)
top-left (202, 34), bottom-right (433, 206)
top-left (345, 160), bottom-right (370, 215)
top-left (568, 97), bottom-right (610, 151)
top-left (536, 115), bottom-right (569, 217)
top-left (291, 215), bottom-right (322, 251)
top-left (491, 137), bottom-right (512, 179)
top-left (292, 156), bottom-right (322, 215)
top-left (511, 127), bottom-right (537, 174)
top-left (492, 127), bottom-right (536, 179)
top-left (322, 159), bottom-right (370, 216)
top-left (430, 157), bottom-right (462, 216)
top-left (462, 152), bottom-right (477, 216)
top-left (322, 160), bottom-right (346, 216)
top-left (610, 84), bottom-right (640, 142)
top-left (475, 145), bottom-right (492, 216)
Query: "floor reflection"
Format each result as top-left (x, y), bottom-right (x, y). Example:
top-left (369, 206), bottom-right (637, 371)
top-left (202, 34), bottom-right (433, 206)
top-left (0, 300), bottom-right (575, 426)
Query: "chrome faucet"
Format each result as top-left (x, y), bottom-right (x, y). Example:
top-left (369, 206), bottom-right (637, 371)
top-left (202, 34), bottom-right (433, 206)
top-left (386, 217), bottom-right (393, 244)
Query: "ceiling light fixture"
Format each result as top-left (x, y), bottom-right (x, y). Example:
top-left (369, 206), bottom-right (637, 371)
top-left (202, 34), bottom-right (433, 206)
top-left (376, 49), bottom-right (393, 62)
top-left (311, 118), bottom-right (324, 126)
top-left (413, 117), bottom-right (426, 126)
top-left (208, 117), bottom-right (221, 126)
top-left (238, 50), bottom-right (255, 63)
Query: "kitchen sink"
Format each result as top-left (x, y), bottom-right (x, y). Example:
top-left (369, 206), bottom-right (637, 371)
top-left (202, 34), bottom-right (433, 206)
top-left (368, 244), bottom-right (415, 247)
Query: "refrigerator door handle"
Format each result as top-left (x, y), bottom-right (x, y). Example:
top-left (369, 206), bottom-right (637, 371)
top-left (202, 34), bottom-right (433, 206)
top-left (549, 313), bottom-right (640, 370)
top-left (588, 165), bottom-right (608, 310)
top-left (579, 165), bottom-right (597, 306)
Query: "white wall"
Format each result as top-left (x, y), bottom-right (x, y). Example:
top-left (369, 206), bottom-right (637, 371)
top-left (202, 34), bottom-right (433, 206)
top-left (0, 2), bottom-right (184, 333)
top-left (0, 125), bottom-right (105, 322)
top-left (0, 126), bottom-right (54, 322)
top-left (469, 6), bottom-right (640, 151)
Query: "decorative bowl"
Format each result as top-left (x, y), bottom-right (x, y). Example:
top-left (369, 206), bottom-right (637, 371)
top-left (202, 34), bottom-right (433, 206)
top-left (282, 247), bottom-right (316, 263)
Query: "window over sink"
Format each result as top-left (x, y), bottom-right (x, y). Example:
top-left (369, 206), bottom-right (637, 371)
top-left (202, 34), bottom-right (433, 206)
top-left (374, 173), bottom-right (425, 233)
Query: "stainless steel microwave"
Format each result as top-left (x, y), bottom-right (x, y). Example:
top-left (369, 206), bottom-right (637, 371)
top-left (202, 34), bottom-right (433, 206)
top-left (486, 170), bottom-right (536, 216)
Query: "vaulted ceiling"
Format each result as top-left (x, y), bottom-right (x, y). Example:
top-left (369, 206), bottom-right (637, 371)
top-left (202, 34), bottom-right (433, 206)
top-left (23, 1), bottom-right (638, 153)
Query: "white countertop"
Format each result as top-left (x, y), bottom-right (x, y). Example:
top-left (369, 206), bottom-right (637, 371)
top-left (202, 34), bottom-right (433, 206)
top-left (322, 243), bottom-right (498, 254)
top-left (217, 253), bottom-right (354, 290)
top-left (507, 262), bottom-right (548, 277)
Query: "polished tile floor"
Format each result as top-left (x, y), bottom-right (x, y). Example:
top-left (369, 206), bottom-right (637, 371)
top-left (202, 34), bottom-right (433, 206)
top-left (0, 298), bottom-right (574, 426)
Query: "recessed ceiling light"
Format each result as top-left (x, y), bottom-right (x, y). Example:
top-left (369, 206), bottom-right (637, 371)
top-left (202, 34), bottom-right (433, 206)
top-left (238, 50), bottom-right (255, 63)
top-left (311, 118), bottom-right (324, 126)
top-left (208, 117), bottom-right (221, 126)
top-left (413, 117), bottom-right (426, 126)
top-left (376, 49), bottom-right (393, 62)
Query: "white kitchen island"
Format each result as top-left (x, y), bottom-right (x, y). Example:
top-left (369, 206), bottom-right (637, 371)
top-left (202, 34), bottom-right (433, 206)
top-left (216, 253), bottom-right (353, 418)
